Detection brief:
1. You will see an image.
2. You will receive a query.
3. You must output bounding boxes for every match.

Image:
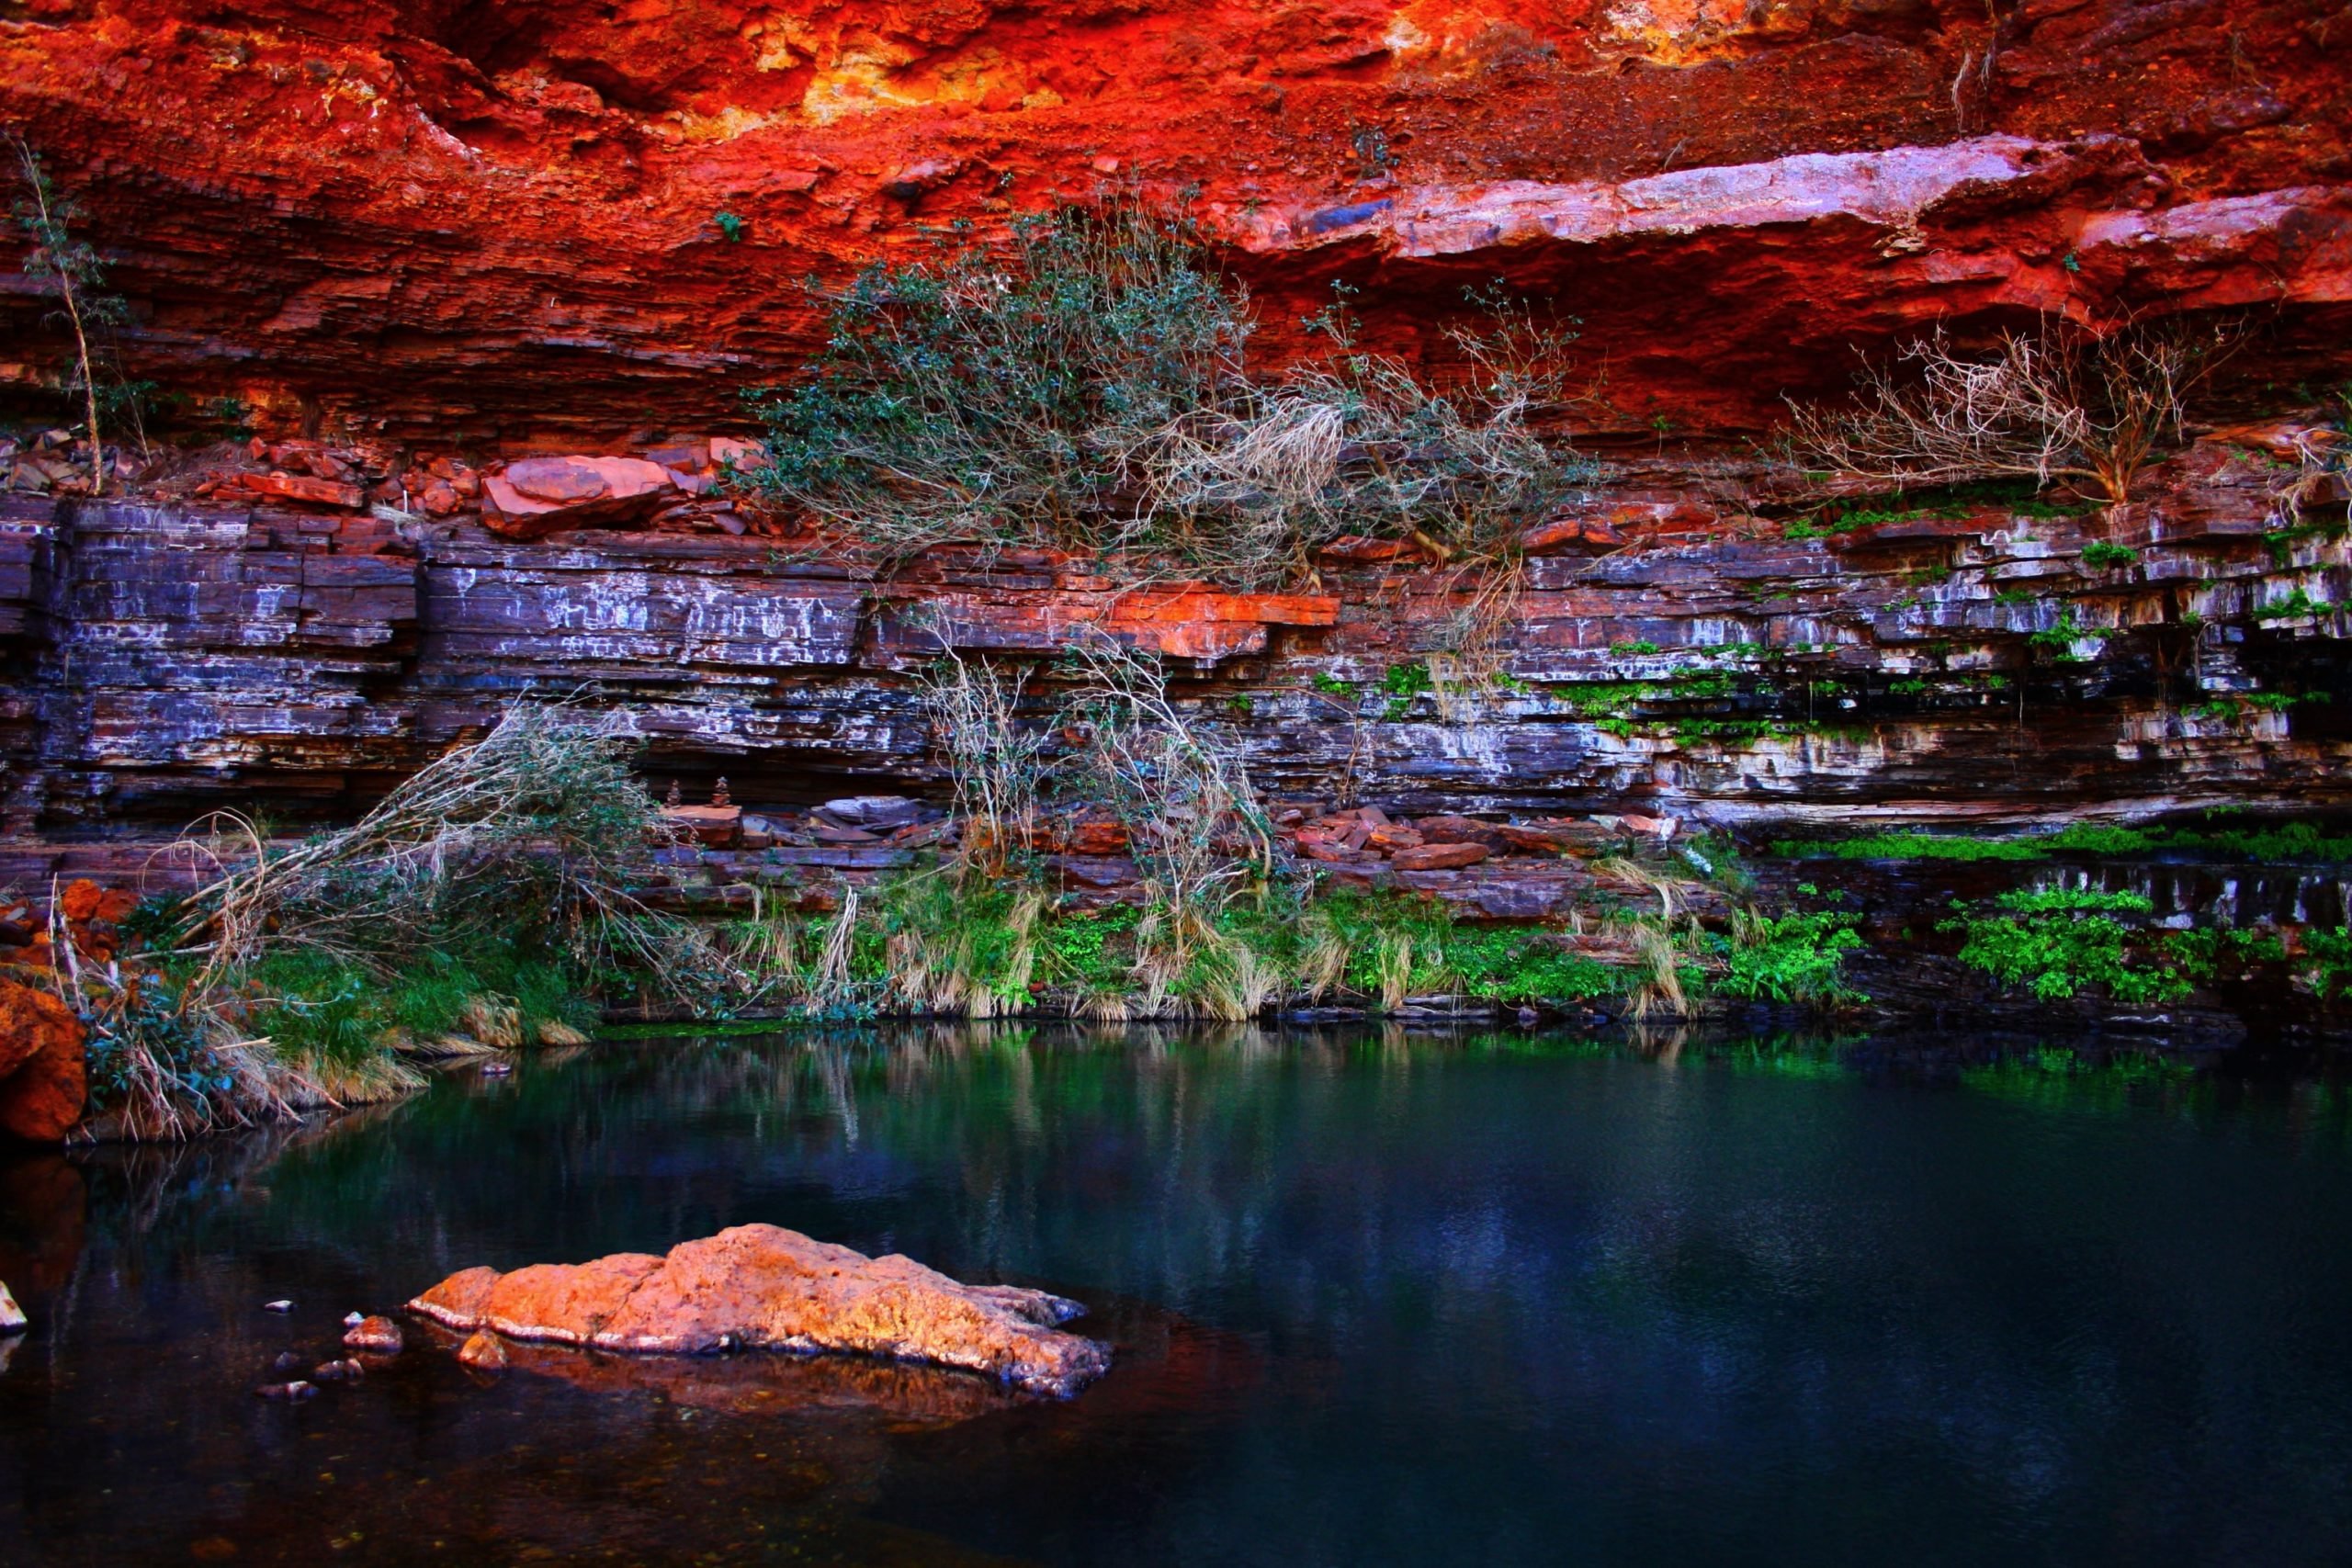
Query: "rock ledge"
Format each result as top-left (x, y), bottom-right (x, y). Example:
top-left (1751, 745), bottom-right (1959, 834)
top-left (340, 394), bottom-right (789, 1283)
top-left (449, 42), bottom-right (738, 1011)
top-left (407, 1224), bottom-right (1108, 1397)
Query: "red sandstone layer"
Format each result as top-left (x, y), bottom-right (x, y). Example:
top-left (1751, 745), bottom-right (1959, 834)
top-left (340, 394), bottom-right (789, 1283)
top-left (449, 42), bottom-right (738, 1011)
top-left (0, 1), bottom-right (2346, 442)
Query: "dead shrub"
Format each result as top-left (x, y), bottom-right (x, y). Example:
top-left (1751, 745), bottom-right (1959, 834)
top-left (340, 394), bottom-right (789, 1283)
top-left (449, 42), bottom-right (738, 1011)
top-left (1786, 318), bottom-right (2238, 503)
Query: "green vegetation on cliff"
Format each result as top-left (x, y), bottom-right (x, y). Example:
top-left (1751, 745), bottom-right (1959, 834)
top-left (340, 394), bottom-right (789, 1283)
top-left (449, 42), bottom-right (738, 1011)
top-left (1780, 819), bottom-right (2352, 865)
top-left (737, 206), bottom-right (1589, 587)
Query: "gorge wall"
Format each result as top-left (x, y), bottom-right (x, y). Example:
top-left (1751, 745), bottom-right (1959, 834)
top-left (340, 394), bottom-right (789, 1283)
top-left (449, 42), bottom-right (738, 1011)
top-left (0, 436), bottom-right (2341, 835)
top-left (0, 0), bottom-right (2346, 843)
top-left (1, 0), bottom-right (2347, 442)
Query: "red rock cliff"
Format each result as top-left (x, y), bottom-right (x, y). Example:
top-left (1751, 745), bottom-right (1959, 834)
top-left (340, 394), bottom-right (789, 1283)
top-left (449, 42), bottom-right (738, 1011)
top-left (1, 0), bottom-right (2346, 444)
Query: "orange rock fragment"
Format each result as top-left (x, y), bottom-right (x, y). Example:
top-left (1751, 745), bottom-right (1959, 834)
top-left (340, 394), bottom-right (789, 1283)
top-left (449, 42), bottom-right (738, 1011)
top-left (1390, 842), bottom-right (1491, 872)
top-left (239, 471), bottom-right (364, 509)
top-left (0, 978), bottom-right (87, 1143)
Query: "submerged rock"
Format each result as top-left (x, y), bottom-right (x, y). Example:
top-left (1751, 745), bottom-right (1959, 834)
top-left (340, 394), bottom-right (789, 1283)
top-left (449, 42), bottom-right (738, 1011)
top-left (456, 1329), bottom-right (506, 1372)
top-left (446, 1326), bottom-right (1031, 1425)
top-left (343, 1315), bottom-right (404, 1353)
top-left (407, 1223), bottom-right (1109, 1397)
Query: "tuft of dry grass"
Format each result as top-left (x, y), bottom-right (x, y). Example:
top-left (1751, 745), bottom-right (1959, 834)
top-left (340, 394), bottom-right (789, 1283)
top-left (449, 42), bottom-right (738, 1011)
top-left (1058, 633), bottom-right (1281, 1010)
top-left (185, 705), bottom-right (693, 992)
top-left (915, 647), bottom-right (1047, 883)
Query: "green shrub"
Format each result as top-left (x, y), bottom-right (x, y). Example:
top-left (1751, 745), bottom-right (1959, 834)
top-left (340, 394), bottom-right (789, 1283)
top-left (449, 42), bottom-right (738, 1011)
top-left (2301, 927), bottom-right (2352, 1001)
top-left (737, 208), bottom-right (1589, 585)
top-left (1939, 887), bottom-right (2202, 1003)
top-left (2080, 541), bottom-right (2139, 570)
top-left (1718, 907), bottom-right (1866, 1008)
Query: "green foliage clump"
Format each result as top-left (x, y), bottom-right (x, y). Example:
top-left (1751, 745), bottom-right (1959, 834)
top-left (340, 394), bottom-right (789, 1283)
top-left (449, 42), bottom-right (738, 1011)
top-left (2254, 587), bottom-right (2338, 622)
top-left (2176, 820), bottom-right (2352, 863)
top-left (2263, 517), bottom-right (2348, 566)
top-left (737, 208), bottom-right (1588, 585)
top-left (1717, 907), bottom-right (1866, 1007)
top-left (2029, 607), bottom-right (2110, 660)
top-left (1380, 660), bottom-right (1433, 719)
top-left (2303, 928), bottom-right (2352, 1001)
top-left (1040, 903), bottom-right (1141, 988)
top-left (1303, 890), bottom-right (1627, 1004)
top-left (1939, 887), bottom-right (2203, 1003)
top-left (2080, 541), bottom-right (2139, 570)
top-left (244, 941), bottom-right (599, 1063)
top-left (1779, 822), bottom-right (2161, 863)
top-left (1778, 818), bottom-right (2352, 867)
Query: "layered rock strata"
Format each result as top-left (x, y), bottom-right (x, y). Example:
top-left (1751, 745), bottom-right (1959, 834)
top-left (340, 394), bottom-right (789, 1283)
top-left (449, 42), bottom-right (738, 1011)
top-left (0, 434), bottom-right (2339, 833)
top-left (0, 3), bottom-right (2346, 439)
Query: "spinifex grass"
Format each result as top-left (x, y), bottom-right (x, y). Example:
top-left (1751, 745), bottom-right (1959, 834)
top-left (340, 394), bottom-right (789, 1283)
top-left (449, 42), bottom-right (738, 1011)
top-left (61, 705), bottom-right (729, 1139)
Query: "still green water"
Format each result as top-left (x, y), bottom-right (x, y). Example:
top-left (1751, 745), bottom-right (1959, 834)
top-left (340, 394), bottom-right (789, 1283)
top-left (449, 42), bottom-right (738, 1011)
top-left (3, 1026), bottom-right (2350, 1565)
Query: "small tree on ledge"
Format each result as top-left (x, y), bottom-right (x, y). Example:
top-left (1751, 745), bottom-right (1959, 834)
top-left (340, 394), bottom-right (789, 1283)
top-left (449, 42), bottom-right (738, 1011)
top-left (1785, 316), bottom-right (2237, 506)
top-left (8, 132), bottom-right (124, 497)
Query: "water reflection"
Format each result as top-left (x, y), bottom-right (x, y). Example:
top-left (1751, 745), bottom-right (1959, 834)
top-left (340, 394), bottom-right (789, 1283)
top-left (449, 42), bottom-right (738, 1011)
top-left (2, 1026), bottom-right (2350, 1566)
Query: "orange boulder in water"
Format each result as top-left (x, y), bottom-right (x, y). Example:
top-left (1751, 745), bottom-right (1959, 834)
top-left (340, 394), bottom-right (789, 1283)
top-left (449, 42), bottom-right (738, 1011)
top-left (408, 1224), bottom-right (1109, 1396)
top-left (0, 980), bottom-right (87, 1144)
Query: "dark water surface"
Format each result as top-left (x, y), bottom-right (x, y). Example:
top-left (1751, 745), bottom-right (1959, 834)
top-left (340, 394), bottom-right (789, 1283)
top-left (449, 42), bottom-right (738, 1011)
top-left (5, 1027), bottom-right (2352, 1566)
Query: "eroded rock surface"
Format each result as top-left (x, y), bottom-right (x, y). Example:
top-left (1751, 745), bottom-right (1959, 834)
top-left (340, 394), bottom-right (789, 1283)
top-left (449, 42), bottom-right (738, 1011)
top-left (0, 2), bottom-right (2345, 438)
top-left (407, 1224), bottom-right (1109, 1396)
top-left (0, 978), bottom-right (86, 1144)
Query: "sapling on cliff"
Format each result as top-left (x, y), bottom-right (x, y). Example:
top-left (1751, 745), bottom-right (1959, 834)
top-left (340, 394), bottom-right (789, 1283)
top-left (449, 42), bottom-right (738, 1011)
top-left (7, 132), bottom-right (127, 495)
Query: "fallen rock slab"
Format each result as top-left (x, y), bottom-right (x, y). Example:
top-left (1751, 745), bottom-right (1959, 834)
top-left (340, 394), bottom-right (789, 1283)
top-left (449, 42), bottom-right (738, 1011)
top-left (481, 456), bottom-right (679, 539)
top-left (1391, 841), bottom-right (1491, 872)
top-left (407, 1224), bottom-right (1109, 1397)
top-left (239, 471), bottom-right (364, 510)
